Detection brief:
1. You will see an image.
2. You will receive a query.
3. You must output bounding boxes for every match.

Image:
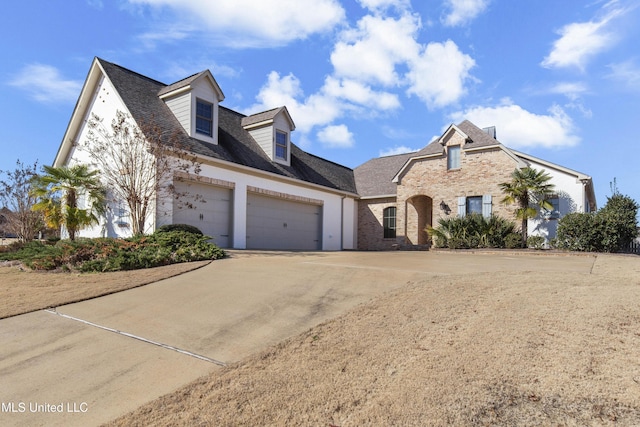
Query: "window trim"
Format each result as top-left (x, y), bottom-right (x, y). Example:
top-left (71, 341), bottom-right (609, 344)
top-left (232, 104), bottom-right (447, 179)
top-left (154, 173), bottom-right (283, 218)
top-left (466, 196), bottom-right (483, 215)
top-left (195, 99), bottom-right (213, 137)
top-left (383, 206), bottom-right (397, 239)
top-left (275, 129), bottom-right (288, 160)
top-left (447, 145), bottom-right (460, 170)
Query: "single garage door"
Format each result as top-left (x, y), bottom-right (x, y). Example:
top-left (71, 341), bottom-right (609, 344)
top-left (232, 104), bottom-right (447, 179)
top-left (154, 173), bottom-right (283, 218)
top-left (246, 193), bottom-right (322, 250)
top-left (172, 182), bottom-right (232, 248)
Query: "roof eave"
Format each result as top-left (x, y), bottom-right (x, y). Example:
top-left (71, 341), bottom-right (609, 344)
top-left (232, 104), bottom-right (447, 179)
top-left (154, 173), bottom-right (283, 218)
top-left (54, 58), bottom-right (104, 167)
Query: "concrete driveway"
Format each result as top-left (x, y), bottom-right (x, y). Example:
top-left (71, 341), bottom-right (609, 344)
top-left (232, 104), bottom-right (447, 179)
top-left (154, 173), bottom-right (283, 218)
top-left (0, 251), bottom-right (595, 426)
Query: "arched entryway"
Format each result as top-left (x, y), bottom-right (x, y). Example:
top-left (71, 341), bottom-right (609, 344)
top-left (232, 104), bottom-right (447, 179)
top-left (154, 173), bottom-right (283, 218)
top-left (405, 195), bottom-right (433, 246)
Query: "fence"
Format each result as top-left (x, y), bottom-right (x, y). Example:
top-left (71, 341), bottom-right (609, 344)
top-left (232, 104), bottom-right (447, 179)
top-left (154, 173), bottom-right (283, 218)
top-left (628, 241), bottom-right (640, 255)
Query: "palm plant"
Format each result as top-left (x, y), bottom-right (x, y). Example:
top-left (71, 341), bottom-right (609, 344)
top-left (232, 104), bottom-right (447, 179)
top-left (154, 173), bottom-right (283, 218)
top-left (499, 167), bottom-right (555, 247)
top-left (31, 165), bottom-right (106, 240)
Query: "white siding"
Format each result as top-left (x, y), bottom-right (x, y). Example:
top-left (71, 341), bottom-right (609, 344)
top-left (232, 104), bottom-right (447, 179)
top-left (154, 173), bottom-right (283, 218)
top-left (526, 160), bottom-right (589, 244)
top-left (248, 125), bottom-right (273, 160)
top-left (63, 74), bottom-right (157, 239)
top-left (164, 92), bottom-right (191, 135)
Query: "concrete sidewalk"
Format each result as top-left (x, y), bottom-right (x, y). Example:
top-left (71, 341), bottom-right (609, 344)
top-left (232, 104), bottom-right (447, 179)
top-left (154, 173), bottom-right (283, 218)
top-left (0, 251), bottom-right (596, 426)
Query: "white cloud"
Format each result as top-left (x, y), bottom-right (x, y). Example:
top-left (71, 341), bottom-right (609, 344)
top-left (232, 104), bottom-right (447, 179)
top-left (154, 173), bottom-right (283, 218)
top-left (441, 0), bottom-right (490, 27)
top-left (450, 99), bottom-right (580, 149)
top-left (357, 0), bottom-right (411, 12)
top-left (248, 71), bottom-right (342, 134)
top-left (247, 3), bottom-right (477, 148)
top-left (547, 82), bottom-right (588, 100)
top-left (128, 0), bottom-right (345, 47)
top-left (541, 6), bottom-right (625, 70)
top-left (9, 64), bottom-right (82, 104)
top-left (87, 0), bottom-right (103, 9)
top-left (330, 13), bottom-right (421, 86)
top-left (379, 145), bottom-right (418, 156)
top-left (317, 124), bottom-right (355, 148)
top-left (323, 77), bottom-right (400, 110)
top-left (606, 60), bottom-right (640, 91)
top-left (406, 40), bottom-right (476, 109)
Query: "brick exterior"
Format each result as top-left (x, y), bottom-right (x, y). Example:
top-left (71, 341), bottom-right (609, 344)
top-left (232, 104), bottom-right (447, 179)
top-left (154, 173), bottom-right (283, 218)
top-left (357, 197), bottom-right (399, 250)
top-left (357, 128), bottom-right (520, 250)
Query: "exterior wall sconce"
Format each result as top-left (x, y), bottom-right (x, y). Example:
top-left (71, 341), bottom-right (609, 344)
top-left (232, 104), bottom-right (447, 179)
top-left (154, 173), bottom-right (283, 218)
top-left (439, 200), bottom-right (451, 215)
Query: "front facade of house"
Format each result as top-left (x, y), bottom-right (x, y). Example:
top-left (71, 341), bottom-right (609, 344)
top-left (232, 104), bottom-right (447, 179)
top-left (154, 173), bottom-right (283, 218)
top-left (55, 58), bottom-right (596, 251)
top-left (355, 121), bottom-right (597, 250)
top-left (55, 58), bottom-right (358, 250)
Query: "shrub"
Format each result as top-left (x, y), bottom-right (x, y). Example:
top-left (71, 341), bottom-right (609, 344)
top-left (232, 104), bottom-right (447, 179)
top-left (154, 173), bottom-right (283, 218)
top-left (556, 193), bottom-right (638, 253)
top-left (427, 214), bottom-right (517, 249)
top-left (527, 235), bottom-right (545, 250)
top-left (504, 233), bottom-right (523, 249)
top-left (0, 230), bottom-right (225, 272)
top-left (555, 212), bottom-right (599, 252)
top-left (155, 224), bottom-right (203, 235)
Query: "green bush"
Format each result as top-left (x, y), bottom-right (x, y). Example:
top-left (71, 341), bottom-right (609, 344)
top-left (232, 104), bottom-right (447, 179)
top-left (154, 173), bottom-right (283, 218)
top-left (556, 193), bottom-right (638, 253)
top-left (0, 230), bottom-right (225, 272)
top-left (427, 214), bottom-right (517, 249)
top-left (155, 224), bottom-right (203, 235)
top-left (504, 233), bottom-right (523, 249)
top-left (527, 235), bottom-right (545, 250)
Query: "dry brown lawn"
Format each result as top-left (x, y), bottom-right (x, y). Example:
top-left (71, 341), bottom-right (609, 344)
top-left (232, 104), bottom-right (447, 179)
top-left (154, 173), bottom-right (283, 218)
top-left (104, 254), bottom-right (640, 427)
top-left (0, 261), bottom-right (210, 319)
top-left (3, 253), bottom-right (640, 426)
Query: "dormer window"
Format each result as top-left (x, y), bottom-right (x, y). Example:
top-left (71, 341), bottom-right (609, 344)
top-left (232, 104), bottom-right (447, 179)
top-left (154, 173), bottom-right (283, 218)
top-left (275, 130), bottom-right (288, 160)
top-left (196, 99), bottom-right (213, 137)
top-left (241, 106), bottom-right (295, 166)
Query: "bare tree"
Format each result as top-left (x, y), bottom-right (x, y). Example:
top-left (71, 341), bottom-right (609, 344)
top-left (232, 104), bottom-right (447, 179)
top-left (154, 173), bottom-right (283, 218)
top-left (83, 111), bottom-right (201, 235)
top-left (0, 160), bottom-right (44, 241)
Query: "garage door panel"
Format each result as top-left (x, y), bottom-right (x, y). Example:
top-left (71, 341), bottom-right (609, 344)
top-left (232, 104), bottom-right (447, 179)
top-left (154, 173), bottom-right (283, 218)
top-left (246, 194), bottom-right (322, 250)
top-left (172, 182), bottom-right (232, 248)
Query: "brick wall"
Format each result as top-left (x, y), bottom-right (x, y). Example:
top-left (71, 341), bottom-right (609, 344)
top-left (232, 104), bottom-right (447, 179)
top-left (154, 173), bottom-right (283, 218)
top-left (396, 145), bottom-right (517, 246)
top-left (357, 197), bottom-right (398, 250)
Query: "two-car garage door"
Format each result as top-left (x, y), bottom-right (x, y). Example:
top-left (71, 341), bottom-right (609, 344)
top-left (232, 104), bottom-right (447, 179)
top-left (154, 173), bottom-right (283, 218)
top-left (172, 182), bottom-right (323, 250)
top-left (246, 193), bottom-right (322, 250)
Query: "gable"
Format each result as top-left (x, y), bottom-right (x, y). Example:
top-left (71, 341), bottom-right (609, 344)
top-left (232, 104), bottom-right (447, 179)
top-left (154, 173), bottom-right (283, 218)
top-left (55, 59), bottom-right (132, 167)
top-left (242, 107), bottom-right (295, 166)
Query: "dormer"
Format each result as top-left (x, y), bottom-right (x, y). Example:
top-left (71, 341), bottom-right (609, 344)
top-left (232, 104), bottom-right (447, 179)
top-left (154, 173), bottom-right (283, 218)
top-left (158, 70), bottom-right (225, 145)
top-left (241, 107), bottom-right (295, 166)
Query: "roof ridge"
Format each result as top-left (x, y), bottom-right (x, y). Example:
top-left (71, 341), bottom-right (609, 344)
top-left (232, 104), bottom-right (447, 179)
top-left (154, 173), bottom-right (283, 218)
top-left (96, 57), bottom-right (166, 86)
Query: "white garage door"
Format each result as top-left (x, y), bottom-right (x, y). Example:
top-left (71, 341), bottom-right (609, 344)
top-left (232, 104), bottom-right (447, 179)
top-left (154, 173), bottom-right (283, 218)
top-left (246, 193), bottom-right (322, 250)
top-left (172, 182), bottom-right (232, 248)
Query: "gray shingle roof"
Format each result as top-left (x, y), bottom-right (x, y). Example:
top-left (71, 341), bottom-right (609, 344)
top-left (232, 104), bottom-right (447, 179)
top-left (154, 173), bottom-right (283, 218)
top-left (416, 120), bottom-right (501, 156)
top-left (240, 107), bottom-right (281, 127)
top-left (97, 58), bottom-right (356, 194)
top-left (157, 71), bottom-right (206, 97)
top-left (355, 120), bottom-right (505, 198)
top-left (354, 152), bottom-right (416, 197)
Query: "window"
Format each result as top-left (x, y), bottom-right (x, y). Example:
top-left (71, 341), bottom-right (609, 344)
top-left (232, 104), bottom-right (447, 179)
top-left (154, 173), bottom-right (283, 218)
top-left (196, 99), bottom-right (213, 137)
top-left (383, 207), bottom-right (396, 238)
top-left (466, 196), bottom-right (483, 215)
top-left (447, 145), bottom-right (460, 170)
top-left (275, 130), bottom-right (288, 159)
top-left (458, 195), bottom-right (492, 217)
top-left (543, 196), bottom-right (560, 219)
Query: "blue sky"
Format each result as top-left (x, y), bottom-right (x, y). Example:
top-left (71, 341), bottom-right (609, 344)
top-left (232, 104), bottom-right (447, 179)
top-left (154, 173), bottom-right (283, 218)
top-left (1, 0), bottom-right (639, 208)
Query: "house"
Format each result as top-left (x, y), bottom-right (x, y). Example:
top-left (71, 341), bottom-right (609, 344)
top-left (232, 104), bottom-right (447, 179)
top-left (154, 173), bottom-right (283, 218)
top-left (355, 121), bottom-right (597, 250)
top-left (54, 58), bottom-right (596, 251)
top-left (54, 58), bottom-right (358, 250)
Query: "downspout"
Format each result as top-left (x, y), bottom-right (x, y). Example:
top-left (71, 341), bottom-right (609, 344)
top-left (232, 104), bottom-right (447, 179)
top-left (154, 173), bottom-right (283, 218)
top-left (340, 195), bottom-right (345, 250)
